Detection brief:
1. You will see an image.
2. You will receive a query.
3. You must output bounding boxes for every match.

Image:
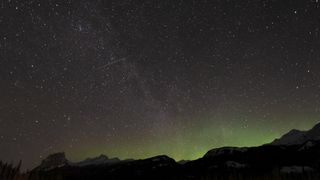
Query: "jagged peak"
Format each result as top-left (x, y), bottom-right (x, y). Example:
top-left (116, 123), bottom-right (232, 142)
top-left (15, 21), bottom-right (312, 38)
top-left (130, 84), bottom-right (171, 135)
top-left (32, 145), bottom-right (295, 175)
top-left (41, 152), bottom-right (68, 163)
top-left (271, 122), bottom-right (320, 146)
top-left (83, 154), bottom-right (109, 161)
top-left (36, 152), bottom-right (69, 171)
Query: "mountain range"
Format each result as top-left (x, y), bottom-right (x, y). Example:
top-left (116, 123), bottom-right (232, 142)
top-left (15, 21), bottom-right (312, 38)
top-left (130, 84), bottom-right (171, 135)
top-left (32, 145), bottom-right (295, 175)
top-left (15, 122), bottom-right (320, 179)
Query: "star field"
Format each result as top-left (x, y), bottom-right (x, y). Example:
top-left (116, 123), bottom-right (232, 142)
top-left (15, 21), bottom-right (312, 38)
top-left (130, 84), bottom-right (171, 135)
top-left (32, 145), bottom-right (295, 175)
top-left (1, 0), bottom-right (320, 169)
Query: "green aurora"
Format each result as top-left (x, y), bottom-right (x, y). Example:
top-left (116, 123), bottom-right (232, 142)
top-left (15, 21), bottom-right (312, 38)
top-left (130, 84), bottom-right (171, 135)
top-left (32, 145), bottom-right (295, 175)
top-left (66, 112), bottom-right (320, 162)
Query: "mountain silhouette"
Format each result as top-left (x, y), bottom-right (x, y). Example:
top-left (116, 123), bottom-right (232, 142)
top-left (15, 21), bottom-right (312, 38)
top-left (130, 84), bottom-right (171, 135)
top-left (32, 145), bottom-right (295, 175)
top-left (3, 122), bottom-right (320, 179)
top-left (271, 122), bottom-right (320, 145)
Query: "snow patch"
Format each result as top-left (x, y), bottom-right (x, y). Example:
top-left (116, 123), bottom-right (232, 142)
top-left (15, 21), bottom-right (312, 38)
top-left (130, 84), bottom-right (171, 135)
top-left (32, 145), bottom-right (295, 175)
top-left (280, 166), bottom-right (314, 174)
top-left (225, 161), bottom-right (246, 168)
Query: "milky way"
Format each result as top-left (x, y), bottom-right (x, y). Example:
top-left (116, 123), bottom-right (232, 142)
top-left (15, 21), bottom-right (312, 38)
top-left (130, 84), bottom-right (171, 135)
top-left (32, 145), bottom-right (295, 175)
top-left (1, 0), bottom-right (320, 169)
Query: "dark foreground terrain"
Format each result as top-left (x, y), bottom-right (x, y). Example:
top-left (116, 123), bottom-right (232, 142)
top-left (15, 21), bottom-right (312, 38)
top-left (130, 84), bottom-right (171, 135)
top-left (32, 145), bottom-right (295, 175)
top-left (3, 123), bottom-right (320, 180)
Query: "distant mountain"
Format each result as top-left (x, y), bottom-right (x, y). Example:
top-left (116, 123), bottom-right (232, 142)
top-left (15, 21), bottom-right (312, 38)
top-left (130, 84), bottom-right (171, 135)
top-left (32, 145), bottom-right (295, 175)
top-left (271, 122), bottom-right (320, 145)
top-left (35, 152), bottom-right (69, 171)
top-left (73, 154), bottom-right (122, 167)
top-left (204, 147), bottom-right (248, 157)
top-left (35, 153), bottom-right (130, 171)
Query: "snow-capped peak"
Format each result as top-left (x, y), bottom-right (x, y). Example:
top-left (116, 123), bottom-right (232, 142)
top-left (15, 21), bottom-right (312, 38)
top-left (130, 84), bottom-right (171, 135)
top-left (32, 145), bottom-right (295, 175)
top-left (271, 122), bottom-right (320, 146)
top-left (75, 154), bottom-right (120, 167)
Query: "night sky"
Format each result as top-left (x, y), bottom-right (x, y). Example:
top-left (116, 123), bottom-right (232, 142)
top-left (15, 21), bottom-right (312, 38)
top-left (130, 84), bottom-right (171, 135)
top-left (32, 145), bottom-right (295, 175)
top-left (1, 0), bottom-right (320, 170)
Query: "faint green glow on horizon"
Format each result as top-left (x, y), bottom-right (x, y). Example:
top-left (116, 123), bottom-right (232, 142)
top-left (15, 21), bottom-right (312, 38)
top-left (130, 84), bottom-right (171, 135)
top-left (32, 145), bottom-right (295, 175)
top-left (65, 112), bottom-right (320, 162)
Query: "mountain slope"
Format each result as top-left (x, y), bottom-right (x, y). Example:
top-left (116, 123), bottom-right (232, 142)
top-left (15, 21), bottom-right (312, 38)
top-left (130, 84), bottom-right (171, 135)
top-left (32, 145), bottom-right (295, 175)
top-left (73, 155), bottom-right (122, 167)
top-left (271, 122), bottom-right (320, 145)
